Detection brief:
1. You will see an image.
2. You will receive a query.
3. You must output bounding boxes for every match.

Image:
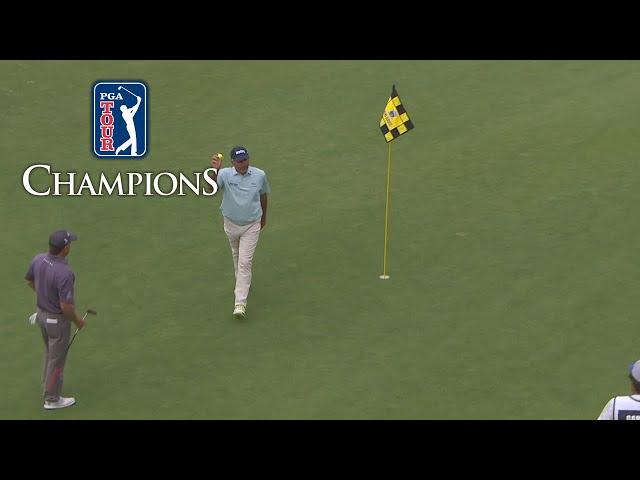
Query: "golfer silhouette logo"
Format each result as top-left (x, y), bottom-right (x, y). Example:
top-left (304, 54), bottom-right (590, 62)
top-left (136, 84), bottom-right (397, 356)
top-left (115, 86), bottom-right (142, 155)
top-left (93, 81), bottom-right (148, 158)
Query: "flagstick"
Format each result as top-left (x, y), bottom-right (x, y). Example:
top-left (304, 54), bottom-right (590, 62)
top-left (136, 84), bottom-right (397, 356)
top-left (380, 142), bottom-right (392, 280)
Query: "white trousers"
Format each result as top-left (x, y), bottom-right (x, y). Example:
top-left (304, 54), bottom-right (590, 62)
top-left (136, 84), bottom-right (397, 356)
top-left (223, 217), bottom-right (261, 306)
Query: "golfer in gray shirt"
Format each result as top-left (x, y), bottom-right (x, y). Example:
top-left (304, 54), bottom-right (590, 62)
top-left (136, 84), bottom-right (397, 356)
top-left (26, 230), bottom-right (86, 410)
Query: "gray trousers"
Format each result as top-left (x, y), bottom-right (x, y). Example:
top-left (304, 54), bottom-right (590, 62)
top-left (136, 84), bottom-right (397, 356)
top-left (37, 309), bottom-right (71, 402)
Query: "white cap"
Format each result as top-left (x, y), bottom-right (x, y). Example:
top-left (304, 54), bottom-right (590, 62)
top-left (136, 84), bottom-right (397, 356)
top-left (630, 360), bottom-right (640, 382)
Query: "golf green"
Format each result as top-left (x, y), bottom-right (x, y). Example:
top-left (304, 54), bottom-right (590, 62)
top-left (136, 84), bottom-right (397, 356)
top-left (2, 61), bottom-right (638, 418)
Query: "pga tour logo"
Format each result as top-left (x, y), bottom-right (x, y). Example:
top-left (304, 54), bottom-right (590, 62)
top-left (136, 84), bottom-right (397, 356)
top-left (93, 81), bottom-right (148, 158)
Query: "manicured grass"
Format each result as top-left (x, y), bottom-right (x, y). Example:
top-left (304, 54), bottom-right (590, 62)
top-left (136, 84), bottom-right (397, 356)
top-left (2, 60), bottom-right (639, 418)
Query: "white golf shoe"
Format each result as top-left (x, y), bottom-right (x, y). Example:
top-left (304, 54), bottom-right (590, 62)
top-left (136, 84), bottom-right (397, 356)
top-left (233, 304), bottom-right (246, 318)
top-left (44, 396), bottom-right (76, 410)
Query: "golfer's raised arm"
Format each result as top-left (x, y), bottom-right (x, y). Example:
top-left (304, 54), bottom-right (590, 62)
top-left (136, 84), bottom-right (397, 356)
top-left (130, 96), bottom-right (142, 115)
top-left (209, 154), bottom-right (223, 182)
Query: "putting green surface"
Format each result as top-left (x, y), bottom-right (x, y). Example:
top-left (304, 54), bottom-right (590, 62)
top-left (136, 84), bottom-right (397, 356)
top-left (2, 60), bottom-right (639, 418)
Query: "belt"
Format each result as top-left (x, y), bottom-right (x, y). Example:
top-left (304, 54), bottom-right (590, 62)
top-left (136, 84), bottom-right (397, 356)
top-left (37, 308), bottom-right (65, 319)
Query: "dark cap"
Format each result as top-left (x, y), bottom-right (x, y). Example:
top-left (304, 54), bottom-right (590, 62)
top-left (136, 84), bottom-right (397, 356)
top-left (49, 229), bottom-right (78, 248)
top-left (230, 146), bottom-right (250, 162)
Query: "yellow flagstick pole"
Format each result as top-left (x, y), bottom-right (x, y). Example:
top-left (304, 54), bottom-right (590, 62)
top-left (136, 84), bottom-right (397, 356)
top-left (380, 142), bottom-right (392, 280)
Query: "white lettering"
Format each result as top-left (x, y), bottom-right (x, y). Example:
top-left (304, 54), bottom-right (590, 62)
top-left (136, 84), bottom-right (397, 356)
top-left (77, 173), bottom-right (98, 196)
top-left (99, 92), bottom-right (123, 101)
top-left (23, 166), bottom-right (222, 197)
top-left (153, 172), bottom-right (178, 196)
top-left (178, 173), bottom-right (200, 196)
top-left (22, 164), bottom-right (51, 196)
top-left (127, 173), bottom-right (143, 196)
top-left (202, 168), bottom-right (219, 196)
top-left (52, 172), bottom-right (78, 196)
top-left (98, 174), bottom-right (124, 196)
top-left (144, 173), bottom-right (153, 196)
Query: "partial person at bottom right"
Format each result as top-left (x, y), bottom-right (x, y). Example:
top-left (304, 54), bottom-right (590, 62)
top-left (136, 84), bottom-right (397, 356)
top-left (597, 360), bottom-right (640, 420)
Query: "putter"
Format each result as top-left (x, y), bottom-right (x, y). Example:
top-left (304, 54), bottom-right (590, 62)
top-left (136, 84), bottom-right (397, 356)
top-left (65, 309), bottom-right (97, 357)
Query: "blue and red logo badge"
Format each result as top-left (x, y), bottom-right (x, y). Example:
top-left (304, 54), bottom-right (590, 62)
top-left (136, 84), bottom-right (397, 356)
top-left (93, 81), bottom-right (148, 158)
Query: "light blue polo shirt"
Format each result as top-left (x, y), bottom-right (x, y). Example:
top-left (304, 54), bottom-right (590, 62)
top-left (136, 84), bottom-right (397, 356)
top-left (217, 166), bottom-right (271, 225)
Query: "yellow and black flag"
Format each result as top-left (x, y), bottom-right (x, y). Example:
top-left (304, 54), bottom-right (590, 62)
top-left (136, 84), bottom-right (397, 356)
top-left (379, 85), bottom-right (414, 143)
top-left (378, 85), bottom-right (414, 280)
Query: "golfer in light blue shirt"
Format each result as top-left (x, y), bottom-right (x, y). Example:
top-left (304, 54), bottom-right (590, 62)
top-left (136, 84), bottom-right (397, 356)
top-left (209, 146), bottom-right (270, 318)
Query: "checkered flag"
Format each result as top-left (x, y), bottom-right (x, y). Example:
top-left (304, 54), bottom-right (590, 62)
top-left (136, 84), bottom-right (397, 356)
top-left (379, 85), bottom-right (414, 143)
